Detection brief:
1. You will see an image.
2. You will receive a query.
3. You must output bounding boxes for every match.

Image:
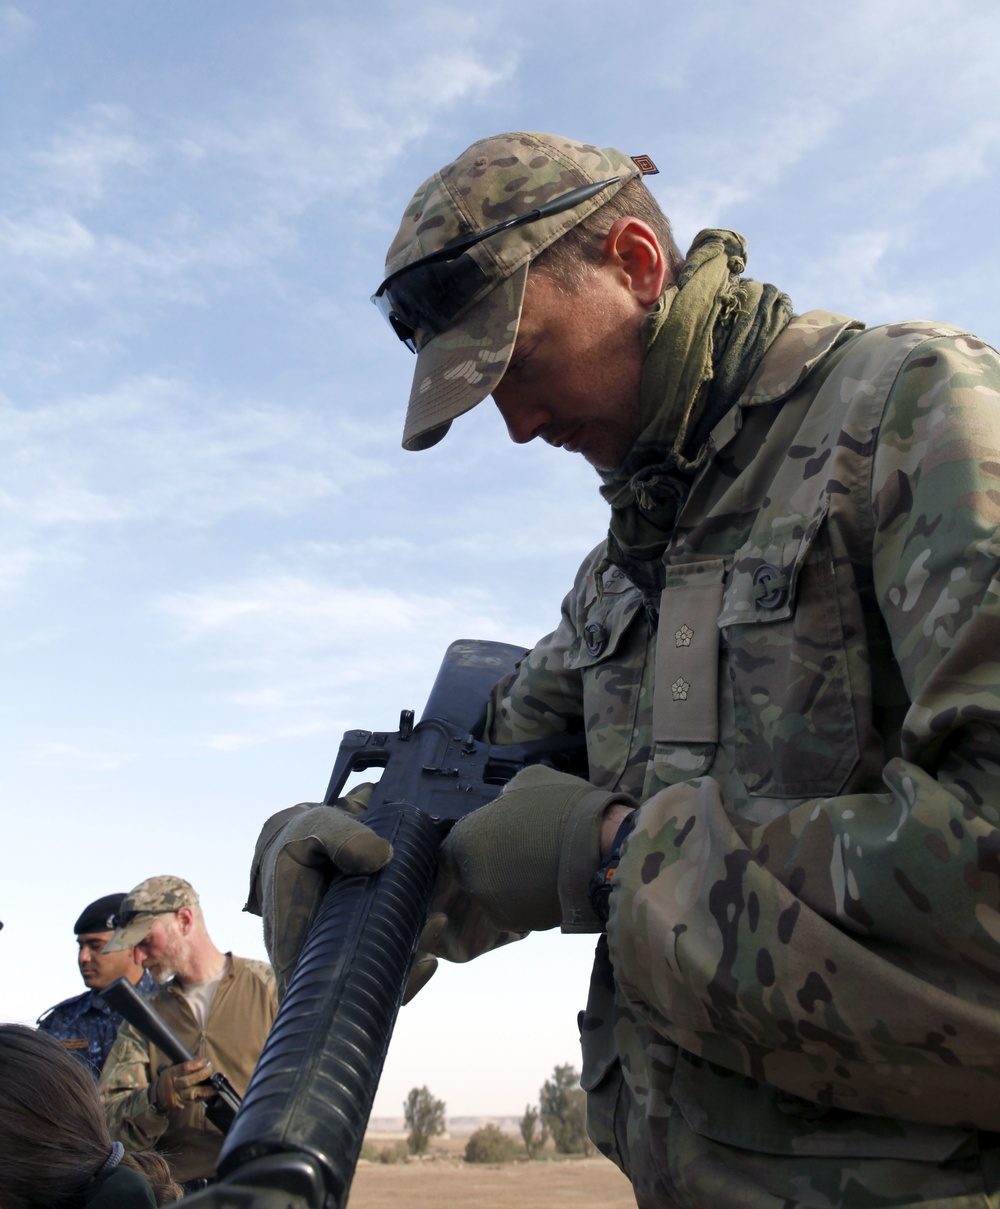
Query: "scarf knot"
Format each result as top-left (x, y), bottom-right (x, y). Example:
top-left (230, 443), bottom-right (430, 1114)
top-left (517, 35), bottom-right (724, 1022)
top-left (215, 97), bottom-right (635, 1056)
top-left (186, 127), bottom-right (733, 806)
top-left (600, 229), bottom-right (793, 608)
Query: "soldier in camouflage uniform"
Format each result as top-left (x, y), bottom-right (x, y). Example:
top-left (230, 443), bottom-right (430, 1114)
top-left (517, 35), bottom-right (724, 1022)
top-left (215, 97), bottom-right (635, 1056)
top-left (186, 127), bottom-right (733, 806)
top-left (99, 876), bottom-right (277, 1190)
top-left (37, 892), bottom-right (154, 1079)
top-left (255, 133), bottom-right (1000, 1206)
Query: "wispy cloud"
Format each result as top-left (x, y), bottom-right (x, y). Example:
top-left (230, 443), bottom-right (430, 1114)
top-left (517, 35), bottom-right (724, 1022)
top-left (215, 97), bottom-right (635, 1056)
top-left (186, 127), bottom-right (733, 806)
top-left (160, 572), bottom-right (507, 655)
top-left (661, 101), bottom-right (842, 241)
top-left (794, 226), bottom-right (941, 323)
top-left (0, 7), bottom-right (515, 332)
top-left (157, 570), bottom-right (513, 748)
top-left (0, 376), bottom-right (386, 535)
top-left (657, 1), bottom-right (1000, 252)
top-left (31, 104), bottom-right (151, 205)
top-left (26, 736), bottom-right (137, 773)
top-left (0, 209), bottom-right (96, 262)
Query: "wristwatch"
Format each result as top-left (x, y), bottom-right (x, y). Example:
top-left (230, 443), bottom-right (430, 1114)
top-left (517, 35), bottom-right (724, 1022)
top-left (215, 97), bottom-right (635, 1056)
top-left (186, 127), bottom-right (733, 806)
top-left (588, 811), bottom-right (636, 925)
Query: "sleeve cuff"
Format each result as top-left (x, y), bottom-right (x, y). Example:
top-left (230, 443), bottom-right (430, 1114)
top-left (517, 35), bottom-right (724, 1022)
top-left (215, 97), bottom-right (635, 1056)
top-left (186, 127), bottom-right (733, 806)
top-left (558, 789), bottom-right (634, 933)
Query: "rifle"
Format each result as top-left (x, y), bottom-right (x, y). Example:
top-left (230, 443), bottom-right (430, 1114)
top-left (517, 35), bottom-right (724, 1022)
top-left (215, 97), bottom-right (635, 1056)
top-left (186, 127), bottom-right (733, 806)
top-left (182, 638), bottom-right (586, 1209)
top-left (99, 975), bottom-right (242, 1134)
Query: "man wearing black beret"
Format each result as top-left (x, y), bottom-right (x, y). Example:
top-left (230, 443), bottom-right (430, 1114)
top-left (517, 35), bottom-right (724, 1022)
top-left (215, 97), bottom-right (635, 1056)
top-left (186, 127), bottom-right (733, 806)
top-left (37, 892), bottom-right (153, 1079)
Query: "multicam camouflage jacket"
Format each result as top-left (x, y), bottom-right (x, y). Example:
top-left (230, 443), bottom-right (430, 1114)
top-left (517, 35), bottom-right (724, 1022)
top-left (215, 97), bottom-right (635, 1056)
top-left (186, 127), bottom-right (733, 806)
top-left (488, 312), bottom-right (1000, 1205)
top-left (37, 971), bottom-right (155, 1079)
top-left (98, 955), bottom-right (276, 1184)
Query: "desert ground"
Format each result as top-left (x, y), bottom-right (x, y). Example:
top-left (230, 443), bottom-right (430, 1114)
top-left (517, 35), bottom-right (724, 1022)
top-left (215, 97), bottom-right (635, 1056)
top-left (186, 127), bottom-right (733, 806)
top-left (349, 1125), bottom-right (637, 1209)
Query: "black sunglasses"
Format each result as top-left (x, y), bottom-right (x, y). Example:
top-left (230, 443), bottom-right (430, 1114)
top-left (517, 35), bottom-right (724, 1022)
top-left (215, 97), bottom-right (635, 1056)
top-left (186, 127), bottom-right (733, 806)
top-left (372, 176), bottom-right (622, 352)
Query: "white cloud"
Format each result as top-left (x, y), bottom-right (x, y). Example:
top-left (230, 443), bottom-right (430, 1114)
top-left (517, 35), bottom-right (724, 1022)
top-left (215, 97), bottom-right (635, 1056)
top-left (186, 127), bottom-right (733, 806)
top-left (32, 104), bottom-right (150, 205)
top-left (159, 573), bottom-right (505, 653)
top-left (656, 1), bottom-right (1000, 251)
top-left (0, 8), bottom-right (520, 421)
top-left (0, 209), bottom-right (96, 262)
top-left (0, 376), bottom-right (387, 537)
top-left (156, 570), bottom-right (514, 749)
top-left (662, 101), bottom-right (842, 240)
top-left (880, 116), bottom-right (1000, 197)
top-left (172, 9), bottom-right (514, 218)
top-left (791, 225), bottom-right (943, 324)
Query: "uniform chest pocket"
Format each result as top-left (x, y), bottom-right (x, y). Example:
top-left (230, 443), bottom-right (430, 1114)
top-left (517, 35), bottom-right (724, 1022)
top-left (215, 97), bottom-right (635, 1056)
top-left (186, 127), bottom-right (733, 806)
top-left (564, 568), bottom-right (645, 789)
top-left (718, 504), bottom-right (860, 798)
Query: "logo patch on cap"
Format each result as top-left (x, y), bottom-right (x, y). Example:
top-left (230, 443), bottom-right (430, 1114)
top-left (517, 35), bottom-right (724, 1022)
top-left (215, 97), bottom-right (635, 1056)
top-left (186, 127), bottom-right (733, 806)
top-left (631, 154), bottom-right (659, 175)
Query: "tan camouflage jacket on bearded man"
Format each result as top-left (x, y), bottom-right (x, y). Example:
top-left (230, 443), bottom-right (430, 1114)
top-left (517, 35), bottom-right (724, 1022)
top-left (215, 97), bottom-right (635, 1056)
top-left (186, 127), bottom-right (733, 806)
top-left (99, 955), bottom-right (276, 1184)
top-left (483, 310), bottom-right (1000, 1205)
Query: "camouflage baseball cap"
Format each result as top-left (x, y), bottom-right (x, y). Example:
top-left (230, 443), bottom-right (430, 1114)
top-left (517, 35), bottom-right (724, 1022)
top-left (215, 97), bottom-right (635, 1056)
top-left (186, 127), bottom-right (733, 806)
top-left (377, 132), bottom-right (655, 451)
top-left (102, 875), bottom-right (199, 952)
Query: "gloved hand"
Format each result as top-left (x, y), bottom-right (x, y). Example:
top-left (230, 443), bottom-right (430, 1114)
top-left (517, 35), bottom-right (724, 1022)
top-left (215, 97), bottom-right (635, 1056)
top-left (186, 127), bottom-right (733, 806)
top-left (403, 765), bottom-right (632, 1004)
top-left (402, 874), bottom-right (523, 1004)
top-left (436, 765), bottom-right (636, 936)
top-left (151, 1059), bottom-right (216, 1112)
top-left (246, 785), bottom-right (392, 996)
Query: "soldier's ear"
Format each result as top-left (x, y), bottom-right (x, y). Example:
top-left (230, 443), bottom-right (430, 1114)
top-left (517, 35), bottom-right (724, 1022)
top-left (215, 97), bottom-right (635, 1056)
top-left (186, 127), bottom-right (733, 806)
top-left (175, 906), bottom-right (194, 934)
top-left (602, 217), bottom-right (668, 305)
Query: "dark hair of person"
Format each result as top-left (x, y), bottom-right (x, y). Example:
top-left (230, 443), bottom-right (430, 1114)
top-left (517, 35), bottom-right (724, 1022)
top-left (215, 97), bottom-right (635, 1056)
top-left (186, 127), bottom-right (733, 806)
top-left (0, 1025), bottom-right (181, 1207)
top-left (531, 176), bottom-right (685, 289)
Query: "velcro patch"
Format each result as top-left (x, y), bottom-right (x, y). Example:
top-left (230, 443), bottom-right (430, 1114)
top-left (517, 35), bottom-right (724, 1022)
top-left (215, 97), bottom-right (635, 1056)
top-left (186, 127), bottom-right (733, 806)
top-left (631, 154), bottom-right (659, 175)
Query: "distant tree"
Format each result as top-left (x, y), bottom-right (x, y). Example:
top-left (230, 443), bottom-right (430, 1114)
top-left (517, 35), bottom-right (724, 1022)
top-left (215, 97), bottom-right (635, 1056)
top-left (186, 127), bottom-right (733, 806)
top-left (519, 1102), bottom-right (549, 1158)
top-left (562, 1086), bottom-right (593, 1157)
top-left (539, 1064), bottom-right (592, 1155)
top-left (464, 1123), bottom-right (517, 1164)
top-left (403, 1085), bottom-right (446, 1155)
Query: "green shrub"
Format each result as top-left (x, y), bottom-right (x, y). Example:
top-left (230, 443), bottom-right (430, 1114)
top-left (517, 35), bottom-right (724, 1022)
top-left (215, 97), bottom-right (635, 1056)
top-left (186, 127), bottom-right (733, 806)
top-left (378, 1141), bottom-right (409, 1164)
top-left (464, 1123), bottom-right (517, 1164)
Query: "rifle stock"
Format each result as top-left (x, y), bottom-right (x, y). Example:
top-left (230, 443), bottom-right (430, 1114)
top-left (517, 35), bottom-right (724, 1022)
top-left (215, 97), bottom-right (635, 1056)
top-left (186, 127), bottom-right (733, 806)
top-left (99, 976), bottom-right (242, 1134)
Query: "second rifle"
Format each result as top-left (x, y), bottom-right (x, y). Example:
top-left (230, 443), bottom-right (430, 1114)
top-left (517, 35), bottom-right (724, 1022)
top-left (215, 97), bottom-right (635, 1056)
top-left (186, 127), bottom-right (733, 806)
top-left (100, 975), bottom-right (242, 1135)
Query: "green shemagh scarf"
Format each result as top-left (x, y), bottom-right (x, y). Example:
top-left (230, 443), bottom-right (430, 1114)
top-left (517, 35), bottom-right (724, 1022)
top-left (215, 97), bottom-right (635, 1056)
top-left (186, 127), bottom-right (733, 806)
top-left (599, 229), bottom-right (793, 602)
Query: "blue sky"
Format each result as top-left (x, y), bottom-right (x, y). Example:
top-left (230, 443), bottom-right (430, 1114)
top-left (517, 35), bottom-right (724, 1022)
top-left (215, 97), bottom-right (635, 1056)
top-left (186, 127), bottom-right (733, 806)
top-left (2, 1), bottom-right (999, 1119)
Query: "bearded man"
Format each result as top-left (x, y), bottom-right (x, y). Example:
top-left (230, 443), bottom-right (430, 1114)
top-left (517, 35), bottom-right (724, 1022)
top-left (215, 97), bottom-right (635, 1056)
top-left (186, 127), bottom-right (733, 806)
top-left (99, 875), bottom-right (276, 1192)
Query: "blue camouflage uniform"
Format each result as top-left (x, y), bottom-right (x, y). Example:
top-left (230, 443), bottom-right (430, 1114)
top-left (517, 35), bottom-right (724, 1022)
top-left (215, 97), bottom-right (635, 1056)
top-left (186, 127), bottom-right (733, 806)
top-left (37, 971), bottom-right (155, 1080)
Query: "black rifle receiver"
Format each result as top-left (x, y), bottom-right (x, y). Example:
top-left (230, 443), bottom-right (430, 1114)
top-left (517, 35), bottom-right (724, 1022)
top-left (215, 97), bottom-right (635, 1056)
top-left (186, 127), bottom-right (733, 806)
top-left (181, 639), bottom-right (586, 1209)
top-left (99, 976), bottom-right (242, 1134)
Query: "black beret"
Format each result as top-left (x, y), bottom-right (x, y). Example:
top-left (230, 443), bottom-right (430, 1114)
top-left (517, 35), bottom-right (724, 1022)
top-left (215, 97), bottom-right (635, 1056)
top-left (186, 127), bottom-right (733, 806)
top-left (74, 894), bottom-right (128, 936)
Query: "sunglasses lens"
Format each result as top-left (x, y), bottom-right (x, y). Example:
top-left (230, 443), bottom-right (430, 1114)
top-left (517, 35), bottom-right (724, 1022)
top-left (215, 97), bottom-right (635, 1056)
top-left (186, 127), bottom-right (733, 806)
top-left (372, 291), bottom-right (418, 352)
top-left (373, 253), bottom-right (490, 352)
top-left (388, 314), bottom-right (417, 353)
top-left (372, 176), bottom-right (622, 349)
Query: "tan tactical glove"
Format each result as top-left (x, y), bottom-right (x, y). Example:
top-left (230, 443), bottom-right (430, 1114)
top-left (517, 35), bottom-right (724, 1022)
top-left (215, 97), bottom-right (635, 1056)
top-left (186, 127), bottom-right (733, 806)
top-left (404, 766), bottom-right (633, 1003)
top-left (402, 875), bottom-right (522, 1004)
top-left (150, 1058), bottom-right (216, 1112)
top-left (246, 785), bottom-right (392, 997)
top-left (435, 765), bottom-right (636, 937)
